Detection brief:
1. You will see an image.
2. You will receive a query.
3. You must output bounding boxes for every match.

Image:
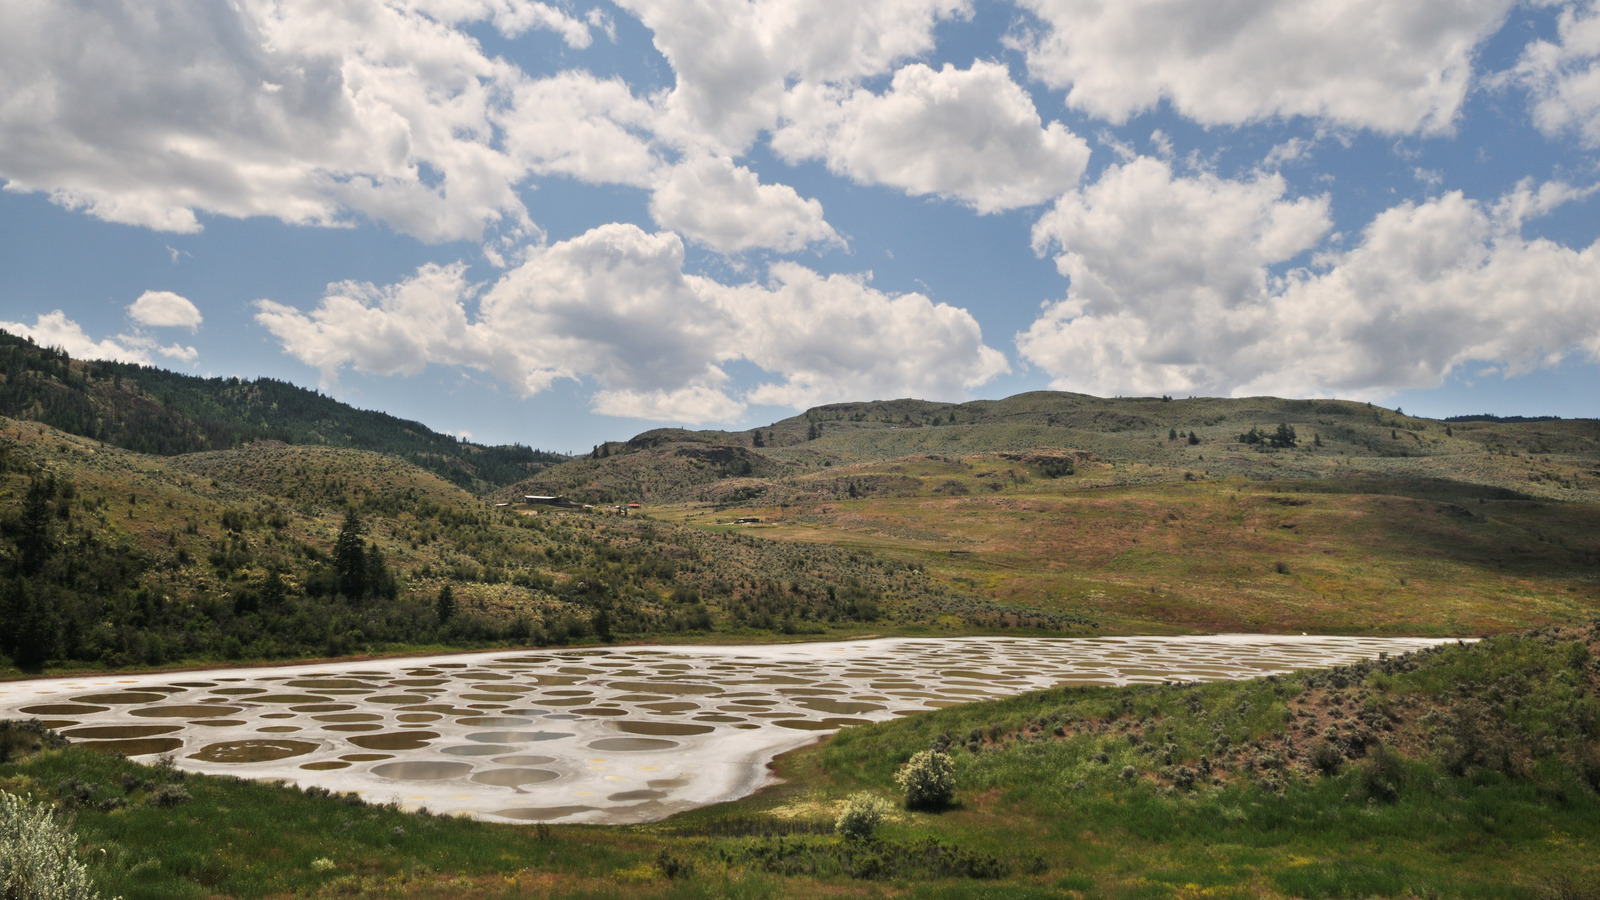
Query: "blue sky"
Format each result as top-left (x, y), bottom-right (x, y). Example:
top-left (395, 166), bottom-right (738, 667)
top-left (2, 0), bottom-right (1598, 453)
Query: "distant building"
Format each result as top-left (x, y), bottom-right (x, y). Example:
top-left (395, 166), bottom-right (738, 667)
top-left (735, 516), bottom-right (761, 524)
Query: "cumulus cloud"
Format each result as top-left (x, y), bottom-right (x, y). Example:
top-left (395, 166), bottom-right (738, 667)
top-left (0, 0), bottom-right (604, 241)
top-left (500, 71), bottom-right (662, 188)
top-left (1508, 0), bottom-right (1600, 145)
top-left (257, 223), bottom-right (1006, 422)
top-left (0, 312), bottom-right (152, 364)
top-left (1015, 0), bottom-right (1515, 133)
top-left (128, 290), bottom-right (202, 330)
top-left (616, 0), bottom-right (970, 153)
top-left (705, 263), bottom-right (1011, 409)
top-left (0, 310), bottom-right (200, 364)
top-left (774, 61), bottom-right (1090, 213)
top-left (1018, 160), bottom-right (1600, 399)
top-left (649, 155), bottom-right (840, 253)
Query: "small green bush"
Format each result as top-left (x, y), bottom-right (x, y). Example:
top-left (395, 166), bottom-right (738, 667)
top-left (894, 750), bottom-right (955, 810)
top-left (0, 791), bottom-right (115, 900)
top-left (835, 792), bottom-right (890, 840)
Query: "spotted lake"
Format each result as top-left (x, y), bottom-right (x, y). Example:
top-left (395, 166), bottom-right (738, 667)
top-left (0, 635), bottom-right (1454, 824)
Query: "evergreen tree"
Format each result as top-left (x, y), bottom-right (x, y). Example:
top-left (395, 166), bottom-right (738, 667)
top-left (1187, 431), bottom-right (1200, 445)
top-left (435, 583), bottom-right (456, 624)
top-left (1168, 427), bottom-right (1178, 440)
top-left (16, 477), bottom-right (54, 577)
top-left (334, 508), bottom-right (367, 601)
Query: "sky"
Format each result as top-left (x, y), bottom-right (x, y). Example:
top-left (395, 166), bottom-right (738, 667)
top-left (2, 0), bottom-right (1599, 453)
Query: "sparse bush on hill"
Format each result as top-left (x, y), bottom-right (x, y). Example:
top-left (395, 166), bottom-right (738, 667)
top-left (0, 791), bottom-right (114, 900)
top-left (895, 750), bottom-right (955, 810)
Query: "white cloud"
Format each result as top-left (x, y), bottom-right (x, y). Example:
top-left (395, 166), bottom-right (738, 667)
top-left (704, 263), bottom-right (1011, 409)
top-left (1015, 0), bottom-right (1516, 133)
top-left (500, 71), bottom-right (662, 188)
top-left (128, 290), bottom-right (203, 330)
top-left (649, 155), bottom-right (840, 253)
top-left (1018, 161), bottom-right (1600, 399)
top-left (0, 311), bottom-right (152, 364)
top-left (615, 0), bottom-right (970, 153)
top-left (0, 0), bottom-right (587, 242)
top-left (1509, 0), bottom-right (1600, 145)
top-left (404, 0), bottom-right (593, 44)
top-left (773, 61), bottom-right (1090, 213)
top-left (257, 222), bottom-right (1007, 422)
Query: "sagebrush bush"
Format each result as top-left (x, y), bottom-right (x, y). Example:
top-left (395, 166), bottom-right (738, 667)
top-left (894, 750), bottom-right (955, 810)
top-left (0, 791), bottom-right (114, 900)
top-left (835, 792), bottom-right (890, 840)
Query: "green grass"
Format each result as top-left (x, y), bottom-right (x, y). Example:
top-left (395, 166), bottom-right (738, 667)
top-left (5, 625), bottom-right (1600, 897)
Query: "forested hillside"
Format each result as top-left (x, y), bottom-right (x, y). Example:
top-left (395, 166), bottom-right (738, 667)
top-left (0, 330), bottom-right (565, 492)
top-left (0, 416), bottom-right (1041, 674)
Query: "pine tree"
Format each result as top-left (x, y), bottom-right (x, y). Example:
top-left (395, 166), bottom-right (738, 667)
top-left (436, 583), bottom-right (456, 624)
top-left (334, 508), bottom-right (367, 601)
top-left (1168, 427), bottom-right (1178, 440)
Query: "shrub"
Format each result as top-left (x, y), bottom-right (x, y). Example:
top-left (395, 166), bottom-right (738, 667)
top-left (835, 792), bottom-right (891, 840)
top-left (894, 750), bottom-right (956, 810)
top-left (0, 791), bottom-right (114, 900)
top-left (150, 784), bottom-right (191, 808)
top-left (1357, 743), bottom-right (1406, 803)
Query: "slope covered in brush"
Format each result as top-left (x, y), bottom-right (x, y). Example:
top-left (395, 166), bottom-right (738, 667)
top-left (0, 330), bottom-right (564, 492)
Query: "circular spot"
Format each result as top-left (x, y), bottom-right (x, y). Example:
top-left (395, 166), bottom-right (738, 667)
top-left (368, 694), bottom-right (435, 705)
top-left (397, 713), bottom-right (441, 723)
top-left (323, 724), bottom-right (383, 733)
top-left (36, 720), bottom-right (78, 729)
top-left (492, 806), bottom-right (594, 821)
top-left (466, 730), bottom-right (573, 744)
top-left (209, 687), bottom-right (266, 695)
top-left (252, 694), bottom-right (333, 705)
top-left (300, 761), bottom-right (349, 771)
top-left (456, 716), bottom-right (533, 727)
top-left (638, 702), bottom-right (699, 715)
top-left (772, 720), bottom-right (832, 731)
top-left (314, 713), bottom-right (383, 723)
top-left (193, 719), bottom-right (246, 728)
top-left (587, 737), bottom-right (679, 752)
top-left (371, 761), bottom-right (474, 781)
top-left (441, 744), bottom-right (516, 756)
top-left (21, 704), bottom-right (107, 716)
top-left (285, 679), bottom-right (377, 690)
top-left (130, 705), bottom-right (241, 718)
top-left (340, 753), bottom-right (392, 761)
top-left (172, 681), bottom-right (216, 688)
top-left (258, 726), bottom-right (301, 734)
top-left (81, 737), bottom-right (184, 756)
top-left (63, 724), bottom-right (180, 739)
top-left (190, 740), bottom-right (319, 763)
top-left (471, 768), bottom-right (560, 787)
top-left (292, 703), bottom-right (355, 713)
top-left (608, 789), bottom-right (667, 801)
top-left (614, 721), bottom-right (714, 737)
top-left (470, 684), bottom-right (534, 694)
top-left (492, 755), bottom-right (555, 766)
top-left (572, 707), bottom-right (628, 717)
top-left (72, 692), bottom-right (166, 705)
top-left (348, 731), bottom-right (437, 751)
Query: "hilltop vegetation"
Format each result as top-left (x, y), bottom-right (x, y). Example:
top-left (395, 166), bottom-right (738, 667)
top-left (0, 415), bottom-right (1052, 676)
top-left (511, 392), bottom-right (1600, 636)
top-left (0, 329), bottom-right (565, 492)
top-left (3, 623), bottom-right (1598, 897)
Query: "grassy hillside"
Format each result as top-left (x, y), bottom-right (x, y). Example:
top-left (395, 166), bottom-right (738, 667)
top-left (512, 392), bottom-right (1600, 505)
top-left (0, 416), bottom-right (1046, 676)
top-left (504, 392), bottom-right (1600, 635)
top-left (4, 623), bottom-right (1597, 897)
top-left (0, 329), bottom-right (565, 492)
